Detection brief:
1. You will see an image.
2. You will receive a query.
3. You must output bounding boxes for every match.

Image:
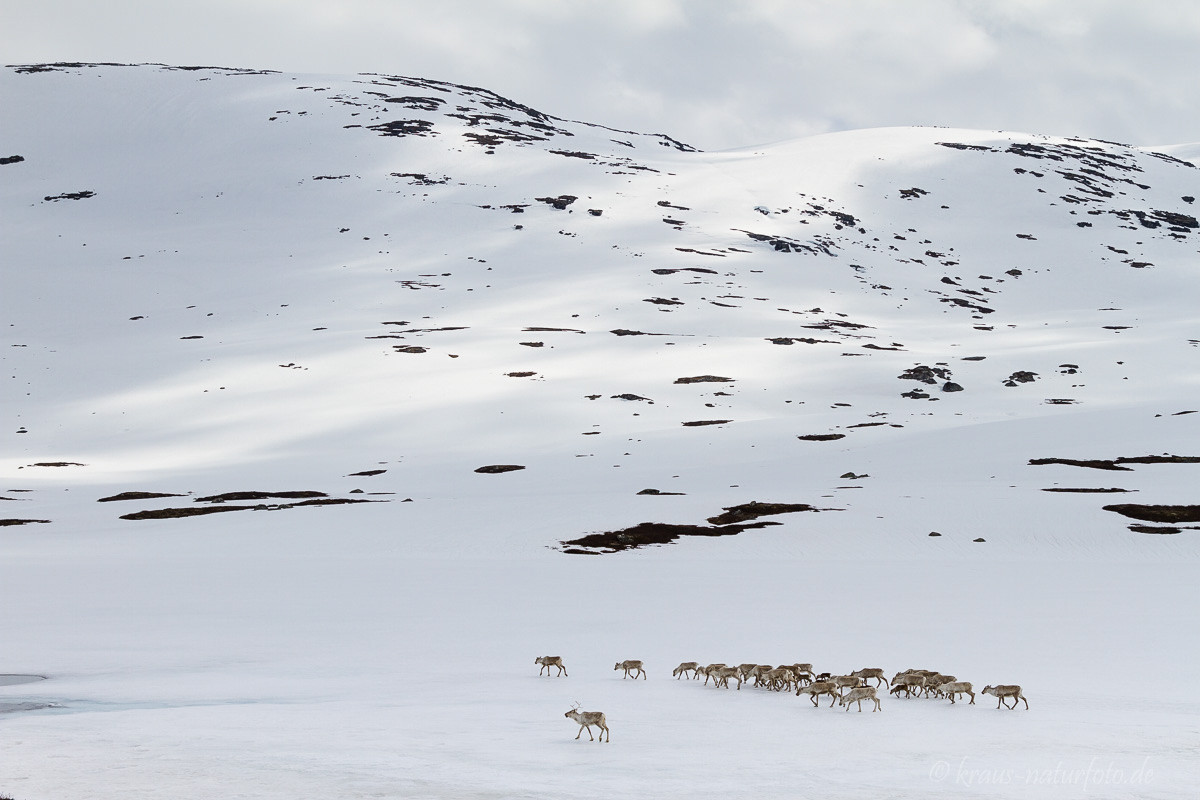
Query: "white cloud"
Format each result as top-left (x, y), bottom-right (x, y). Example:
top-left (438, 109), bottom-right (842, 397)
top-left (4, 0), bottom-right (1200, 149)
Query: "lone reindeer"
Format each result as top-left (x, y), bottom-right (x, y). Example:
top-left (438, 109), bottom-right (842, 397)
top-left (564, 703), bottom-right (610, 742)
top-left (535, 656), bottom-right (567, 677)
top-left (982, 684), bottom-right (1029, 710)
top-left (615, 659), bottom-right (646, 679)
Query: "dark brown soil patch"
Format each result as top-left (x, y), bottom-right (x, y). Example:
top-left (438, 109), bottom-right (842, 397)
top-left (1128, 524), bottom-right (1184, 534)
top-left (797, 434), bottom-right (845, 441)
top-left (768, 337), bottom-right (836, 345)
top-left (286, 498), bottom-right (376, 508)
top-left (98, 491), bottom-right (185, 503)
top-left (1041, 488), bottom-right (1131, 493)
top-left (706, 501), bottom-right (818, 525)
top-left (1116, 455), bottom-right (1200, 465)
top-left (120, 496), bottom-right (377, 520)
top-left (1031, 455), bottom-right (1200, 470)
top-left (674, 375), bottom-right (733, 384)
top-left (682, 419), bottom-right (732, 427)
top-left (121, 505), bottom-right (252, 521)
top-left (0, 518), bottom-right (50, 527)
top-left (1030, 458), bottom-right (1129, 470)
top-left (348, 469), bottom-right (386, 477)
top-left (637, 489), bottom-right (686, 496)
top-left (195, 491), bottom-right (327, 503)
top-left (1103, 504), bottom-right (1200, 523)
top-left (44, 191), bottom-right (95, 201)
top-left (27, 462), bottom-right (86, 468)
top-left (474, 465), bottom-right (525, 473)
top-left (560, 520), bottom-right (781, 554)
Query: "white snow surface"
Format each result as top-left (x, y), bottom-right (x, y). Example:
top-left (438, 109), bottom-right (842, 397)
top-left (2, 63), bottom-right (1199, 799)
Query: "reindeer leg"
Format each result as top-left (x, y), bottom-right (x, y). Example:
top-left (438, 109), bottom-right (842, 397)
top-left (576, 726), bottom-right (583, 739)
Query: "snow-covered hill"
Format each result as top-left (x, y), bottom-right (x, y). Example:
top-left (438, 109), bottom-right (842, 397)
top-left (2, 63), bottom-right (1198, 799)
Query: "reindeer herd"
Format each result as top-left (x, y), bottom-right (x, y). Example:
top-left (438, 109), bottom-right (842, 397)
top-left (537, 656), bottom-right (1028, 741)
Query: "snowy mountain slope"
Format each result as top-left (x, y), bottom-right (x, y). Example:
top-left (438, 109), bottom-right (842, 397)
top-left (2, 64), bottom-right (1198, 799)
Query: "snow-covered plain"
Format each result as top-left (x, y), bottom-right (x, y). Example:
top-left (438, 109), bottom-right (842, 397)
top-left (2, 63), bottom-right (1199, 799)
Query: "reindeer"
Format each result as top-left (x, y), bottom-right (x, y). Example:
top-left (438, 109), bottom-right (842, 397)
top-left (789, 663), bottom-right (815, 686)
top-left (699, 663), bottom-right (726, 685)
top-left (564, 704), bottom-right (609, 742)
top-left (615, 659), bottom-right (646, 680)
top-left (938, 681), bottom-right (975, 704)
top-left (890, 672), bottom-right (927, 697)
top-left (850, 667), bottom-right (889, 688)
top-left (839, 686), bottom-right (882, 712)
top-left (797, 680), bottom-right (840, 707)
top-left (535, 656), bottom-right (567, 677)
top-left (982, 684), bottom-right (1029, 710)
top-left (736, 663), bottom-right (760, 682)
top-left (747, 664), bottom-right (775, 686)
top-left (672, 662), bottom-right (700, 679)
top-left (831, 674), bottom-right (864, 696)
top-left (712, 666), bottom-right (743, 690)
top-left (761, 666), bottom-right (796, 692)
top-left (927, 673), bottom-right (956, 690)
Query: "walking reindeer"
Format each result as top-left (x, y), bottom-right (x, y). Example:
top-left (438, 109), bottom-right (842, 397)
top-left (564, 702), bottom-right (610, 742)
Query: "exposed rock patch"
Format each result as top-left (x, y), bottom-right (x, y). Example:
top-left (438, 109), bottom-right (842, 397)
top-left (368, 119), bottom-right (436, 137)
top-left (559, 520), bottom-right (780, 554)
top-left (899, 365), bottom-right (952, 384)
top-left (706, 501), bottom-right (818, 525)
top-left (196, 491), bottom-right (327, 503)
top-left (1030, 455), bottom-right (1200, 470)
top-left (98, 491), bottom-right (185, 502)
top-left (1103, 504), bottom-right (1200, 524)
top-left (43, 191), bottom-right (95, 201)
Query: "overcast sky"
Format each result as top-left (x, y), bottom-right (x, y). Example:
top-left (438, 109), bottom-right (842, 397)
top-left (6, 0), bottom-right (1200, 150)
